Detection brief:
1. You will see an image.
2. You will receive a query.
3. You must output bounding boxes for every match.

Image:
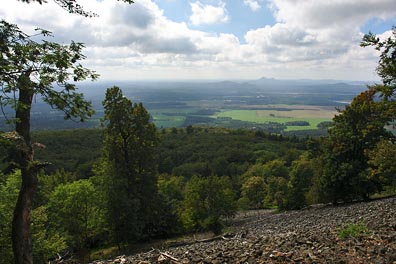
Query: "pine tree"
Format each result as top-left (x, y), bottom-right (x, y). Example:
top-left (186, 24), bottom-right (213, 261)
top-left (101, 86), bottom-right (159, 244)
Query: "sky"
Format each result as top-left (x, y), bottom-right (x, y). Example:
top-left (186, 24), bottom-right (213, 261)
top-left (1, 0), bottom-right (396, 81)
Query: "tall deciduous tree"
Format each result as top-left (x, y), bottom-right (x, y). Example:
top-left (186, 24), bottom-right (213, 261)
top-left (321, 89), bottom-right (391, 202)
top-left (48, 180), bottom-right (104, 257)
top-left (285, 154), bottom-right (314, 210)
top-left (240, 176), bottom-right (266, 209)
top-left (180, 175), bottom-right (236, 234)
top-left (368, 139), bottom-right (396, 192)
top-left (320, 28), bottom-right (396, 203)
top-left (102, 86), bottom-right (159, 245)
top-left (361, 27), bottom-right (396, 95)
top-left (0, 21), bottom-right (98, 264)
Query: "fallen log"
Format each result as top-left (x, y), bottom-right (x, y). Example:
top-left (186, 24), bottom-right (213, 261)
top-left (167, 233), bottom-right (234, 248)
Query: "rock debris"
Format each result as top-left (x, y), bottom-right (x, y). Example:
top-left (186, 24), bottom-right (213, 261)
top-left (92, 197), bottom-right (396, 263)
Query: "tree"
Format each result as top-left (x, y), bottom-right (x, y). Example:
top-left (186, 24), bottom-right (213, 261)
top-left (368, 139), bottom-right (396, 192)
top-left (240, 176), bottom-right (266, 209)
top-left (0, 171), bottom-right (21, 264)
top-left (262, 159), bottom-right (289, 180)
top-left (0, 171), bottom-right (66, 264)
top-left (180, 175), bottom-right (236, 234)
top-left (361, 27), bottom-right (396, 94)
top-left (17, 0), bottom-right (134, 17)
top-left (361, 27), bottom-right (396, 122)
top-left (261, 160), bottom-right (289, 208)
top-left (321, 90), bottom-right (391, 202)
top-left (156, 174), bottom-right (185, 235)
top-left (285, 154), bottom-right (314, 210)
top-left (31, 206), bottom-right (67, 263)
top-left (0, 21), bottom-right (98, 264)
top-left (48, 180), bottom-right (105, 260)
top-left (319, 28), bottom-right (396, 203)
top-left (102, 86), bottom-right (159, 244)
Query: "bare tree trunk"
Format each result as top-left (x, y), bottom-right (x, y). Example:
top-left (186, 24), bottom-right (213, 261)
top-left (11, 74), bottom-right (36, 264)
top-left (12, 165), bottom-right (37, 264)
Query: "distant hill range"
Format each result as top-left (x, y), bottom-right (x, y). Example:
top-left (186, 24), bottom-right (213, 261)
top-left (247, 77), bottom-right (375, 87)
top-left (0, 77), bottom-right (373, 131)
top-left (76, 77), bottom-right (373, 98)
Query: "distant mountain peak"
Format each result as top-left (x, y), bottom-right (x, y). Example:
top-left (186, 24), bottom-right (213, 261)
top-left (259, 77), bottom-right (274, 80)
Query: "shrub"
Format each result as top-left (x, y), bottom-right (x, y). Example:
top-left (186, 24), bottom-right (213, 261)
top-left (338, 222), bottom-right (369, 239)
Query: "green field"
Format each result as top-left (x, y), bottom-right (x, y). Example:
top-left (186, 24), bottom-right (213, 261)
top-left (149, 104), bottom-right (338, 131)
top-left (152, 115), bottom-right (186, 128)
top-left (151, 108), bottom-right (197, 128)
top-left (214, 106), bottom-right (337, 131)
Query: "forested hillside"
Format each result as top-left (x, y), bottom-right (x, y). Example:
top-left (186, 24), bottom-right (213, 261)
top-left (2, 112), bottom-right (395, 263)
top-left (1, 2), bottom-right (395, 263)
top-left (1, 117), bottom-right (309, 263)
top-left (31, 127), bottom-right (303, 179)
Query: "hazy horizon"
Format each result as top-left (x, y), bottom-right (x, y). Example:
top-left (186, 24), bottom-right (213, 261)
top-left (1, 0), bottom-right (395, 81)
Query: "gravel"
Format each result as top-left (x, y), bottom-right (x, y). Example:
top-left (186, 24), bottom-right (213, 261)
top-left (92, 197), bottom-right (396, 263)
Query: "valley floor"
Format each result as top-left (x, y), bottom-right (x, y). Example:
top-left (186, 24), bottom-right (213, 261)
top-left (92, 197), bottom-right (396, 263)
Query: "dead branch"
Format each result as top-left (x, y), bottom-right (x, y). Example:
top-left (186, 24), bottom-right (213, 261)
top-left (167, 233), bottom-right (234, 248)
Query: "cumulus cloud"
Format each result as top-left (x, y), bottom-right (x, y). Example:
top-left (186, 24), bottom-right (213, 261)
top-left (109, 2), bottom-right (154, 29)
top-left (245, 24), bottom-right (316, 49)
top-left (243, 0), bottom-right (261, 12)
top-left (1, 0), bottom-right (395, 80)
top-left (245, 0), bottom-right (396, 64)
top-left (270, 0), bottom-right (396, 29)
top-left (189, 1), bottom-right (229, 26)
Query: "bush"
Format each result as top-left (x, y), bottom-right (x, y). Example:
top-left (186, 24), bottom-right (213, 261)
top-left (338, 222), bottom-right (369, 239)
top-left (180, 175), bottom-right (236, 234)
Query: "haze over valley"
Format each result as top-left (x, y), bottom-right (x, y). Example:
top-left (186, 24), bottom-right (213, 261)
top-left (0, 78), bottom-right (369, 134)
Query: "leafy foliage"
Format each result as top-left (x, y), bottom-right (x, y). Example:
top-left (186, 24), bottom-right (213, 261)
top-left (320, 89), bottom-right (393, 202)
top-left (338, 222), bottom-right (370, 239)
top-left (361, 27), bottom-right (396, 91)
top-left (0, 20), bottom-right (98, 123)
top-left (319, 28), bottom-right (396, 203)
top-left (48, 179), bottom-right (105, 251)
top-left (368, 139), bottom-right (396, 192)
top-left (284, 154), bottom-right (315, 210)
top-left (180, 175), bottom-right (236, 234)
top-left (0, 171), bottom-right (67, 264)
top-left (0, 171), bottom-right (21, 264)
top-left (101, 86), bottom-right (159, 243)
top-left (240, 176), bottom-right (266, 209)
top-left (18, 0), bottom-right (134, 17)
top-left (0, 19), bottom-right (98, 264)
top-left (31, 206), bottom-right (67, 263)
top-left (156, 174), bottom-right (185, 235)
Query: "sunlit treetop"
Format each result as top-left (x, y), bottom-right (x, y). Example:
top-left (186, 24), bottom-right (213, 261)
top-left (0, 20), bottom-right (99, 124)
top-left (361, 27), bottom-right (396, 99)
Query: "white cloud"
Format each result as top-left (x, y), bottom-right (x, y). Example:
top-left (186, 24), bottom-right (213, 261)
top-left (243, 0), bottom-right (261, 12)
top-left (189, 1), bottom-right (229, 26)
top-left (0, 0), bottom-right (395, 80)
top-left (244, 0), bottom-right (396, 65)
top-left (246, 24), bottom-right (317, 49)
top-left (270, 0), bottom-right (396, 29)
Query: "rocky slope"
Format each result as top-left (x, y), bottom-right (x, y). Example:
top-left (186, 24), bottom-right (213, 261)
top-left (93, 197), bottom-right (396, 263)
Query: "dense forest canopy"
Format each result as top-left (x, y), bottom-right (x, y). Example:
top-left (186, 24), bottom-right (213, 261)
top-left (2, 0), bottom-right (137, 262)
top-left (0, 19), bottom-right (99, 264)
